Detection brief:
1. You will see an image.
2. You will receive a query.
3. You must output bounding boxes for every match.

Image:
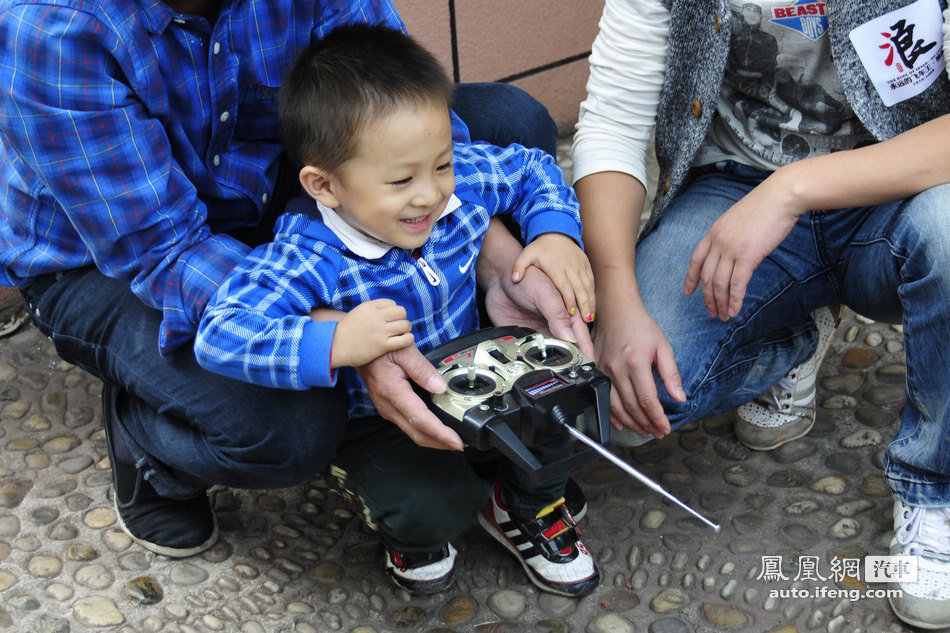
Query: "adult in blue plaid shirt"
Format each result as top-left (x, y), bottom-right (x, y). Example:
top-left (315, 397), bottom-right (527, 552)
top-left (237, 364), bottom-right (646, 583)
top-left (0, 0), bottom-right (589, 559)
top-left (195, 24), bottom-right (599, 596)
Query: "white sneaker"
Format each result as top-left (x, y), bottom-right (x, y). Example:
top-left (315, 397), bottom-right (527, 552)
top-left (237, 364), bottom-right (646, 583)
top-left (384, 543), bottom-right (457, 595)
top-left (888, 500), bottom-right (950, 630)
top-left (734, 306), bottom-right (840, 450)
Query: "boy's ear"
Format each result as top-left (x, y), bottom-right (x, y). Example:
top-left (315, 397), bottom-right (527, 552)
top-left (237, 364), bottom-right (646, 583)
top-left (299, 166), bottom-right (340, 208)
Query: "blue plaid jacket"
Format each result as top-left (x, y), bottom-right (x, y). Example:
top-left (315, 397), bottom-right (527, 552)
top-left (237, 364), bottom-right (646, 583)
top-left (194, 142), bottom-right (582, 419)
top-left (0, 0), bottom-right (429, 354)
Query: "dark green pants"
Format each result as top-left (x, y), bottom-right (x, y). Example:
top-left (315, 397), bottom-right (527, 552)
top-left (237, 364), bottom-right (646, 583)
top-left (329, 416), bottom-right (573, 555)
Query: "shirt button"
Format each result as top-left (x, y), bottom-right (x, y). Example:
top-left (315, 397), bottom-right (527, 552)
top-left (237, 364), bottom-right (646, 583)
top-left (262, 193), bottom-right (269, 204)
top-left (219, 111), bottom-right (230, 123)
top-left (715, 14), bottom-right (721, 33)
top-left (663, 177), bottom-right (671, 194)
top-left (213, 154), bottom-right (221, 166)
top-left (213, 42), bottom-right (221, 55)
top-left (691, 99), bottom-right (703, 118)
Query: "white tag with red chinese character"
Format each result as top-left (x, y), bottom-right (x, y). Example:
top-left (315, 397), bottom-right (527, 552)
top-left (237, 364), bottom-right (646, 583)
top-left (849, 0), bottom-right (946, 106)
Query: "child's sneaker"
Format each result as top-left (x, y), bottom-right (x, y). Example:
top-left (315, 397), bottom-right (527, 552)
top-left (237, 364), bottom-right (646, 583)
top-left (888, 500), bottom-right (950, 630)
top-left (735, 306), bottom-right (840, 450)
top-left (478, 482), bottom-right (599, 597)
top-left (384, 543), bottom-right (457, 596)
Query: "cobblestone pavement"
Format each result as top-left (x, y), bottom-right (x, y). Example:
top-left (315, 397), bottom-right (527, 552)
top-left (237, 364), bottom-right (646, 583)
top-left (0, 139), bottom-right (935, 632)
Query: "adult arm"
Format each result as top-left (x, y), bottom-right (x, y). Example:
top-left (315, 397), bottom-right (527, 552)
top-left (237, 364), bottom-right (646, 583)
top-left (685, 113), bottom-right (950, 320)
top-left (0, 5), bottom-right (251, 352)
top-left (571, 0), bottom-right (683, 437)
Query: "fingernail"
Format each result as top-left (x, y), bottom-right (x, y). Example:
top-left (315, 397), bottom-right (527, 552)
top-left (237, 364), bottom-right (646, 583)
top-left (512, 271), bottom-right (522, 281)
top-left (569, 307), bottom-right (576, 316)
top-left (585, 313), bottom-right (595, 323)
top-left (675, 387), bottom-right (687, 402)
top-left (428, 376), bottom-right (447, 393)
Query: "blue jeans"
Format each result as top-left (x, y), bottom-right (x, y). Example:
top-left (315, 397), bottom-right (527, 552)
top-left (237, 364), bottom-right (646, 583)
top-left (18, 82), bottom-right (558, 500)
top-left (636, 162), bottom-right (950, 507)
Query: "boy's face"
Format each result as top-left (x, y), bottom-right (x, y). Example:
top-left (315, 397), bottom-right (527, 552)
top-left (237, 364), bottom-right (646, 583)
top-left (322, 101), bottom-right (455, 250)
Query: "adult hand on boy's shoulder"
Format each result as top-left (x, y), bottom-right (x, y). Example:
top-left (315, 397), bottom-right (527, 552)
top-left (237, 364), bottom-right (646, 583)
top-left (357, 348), bottom-right (465, 451)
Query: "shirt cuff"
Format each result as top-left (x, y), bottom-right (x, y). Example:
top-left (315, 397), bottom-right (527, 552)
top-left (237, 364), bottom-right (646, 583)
top-left (298, 319), bottom-right (338, 387)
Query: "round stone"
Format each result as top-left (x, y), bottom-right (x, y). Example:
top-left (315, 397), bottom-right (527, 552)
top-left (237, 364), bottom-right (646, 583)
top-left (835, 499), bottom-right (875, 516)
top-left (821, 374), bottom-right (864, 393)
top-left (864, 332), bottom-right (883, 346)
top-left (310, 561), bottom-right (343, 583)
top-left (74, 563), bottom-right (115, 589)
top-left (821, 394), bottom-right (858, 409)
top-left (125, 576), bottom-right (164, 605)
top-left (589, 614), bottom-right (634, 633)
top-left (169, 563), bottom-right (209, 586)
top-left (864, 386), bottom-right (906, 406)
top-left (46, 582), bottom-right (74, 601)
top-left (810, 476), bottom-right (847, 494)
top-left (840, 429), bottom-right (883, 448)
top-left (650, 587), bottom-right (689, 613)
top-left (487, 589), bottom-right (526, 619)
top-left (73, 596), bottom-right (125, 627)
top-left (825, 453), bottom-right (863, 473)
top-left (766, 470), bottom-right (807, 488)
top-left (842, 348), bottom-right (877, 367)
top-left (0, 479), bottom-right (32, 508)
top-left (723, 464), bottom-right (756, 487)
top-left (877, 364), bottom-right (906, 382)
top-left (682, 455), bottom-right (715, 476)
top-left (66, 543), bottom-right (98, 561)
top-left (440, 596), bottom-right (476, 624)
top-left (784, 500), bottom-right (819, 515)
top-left (781, 523), bottom-right (819, 548)
top-left (44, 435), bottom-right (81, 453)
top-left (387, 606), bottom-right (426, 628)
top-left (830, 518), bottom-right (861, 538)
top-left (27, 554), bottom-right (62, 578)
top-left (770, 441), bottom-right (816, 464)
top-left (640, 510), bottom-right (667, 532)
top-left (538, 592), bottom-right (576, 617)
top-left (702, 603), bottom-right (750, 628)
top-left (83, 507), bottom-right (117, 529)
top-left (732, 512), bottom-right (763, 534)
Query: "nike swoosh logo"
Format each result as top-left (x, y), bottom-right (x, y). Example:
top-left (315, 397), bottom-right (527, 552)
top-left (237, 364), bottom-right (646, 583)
top-left (458, 250), bottom-right (477, 274)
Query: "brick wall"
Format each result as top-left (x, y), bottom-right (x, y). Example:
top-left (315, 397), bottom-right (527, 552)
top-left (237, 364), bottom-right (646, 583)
top-left (394, 1), bottom-right (604, 134)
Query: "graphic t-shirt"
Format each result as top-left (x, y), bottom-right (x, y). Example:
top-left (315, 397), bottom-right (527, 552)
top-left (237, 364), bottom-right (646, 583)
top-left (697, 0), bottom-right (875, 170)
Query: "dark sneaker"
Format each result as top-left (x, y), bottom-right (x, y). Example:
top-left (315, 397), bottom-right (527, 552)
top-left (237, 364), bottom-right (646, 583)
top-left (385, 543), bottom-right (457, 595)
top-left (102, 383), bottom-right (218, 558)
top-left (478, 482), bottom-right (599, 597)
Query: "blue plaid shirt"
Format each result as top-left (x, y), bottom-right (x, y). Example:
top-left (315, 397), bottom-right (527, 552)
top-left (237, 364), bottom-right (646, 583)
top-left (0, 0), bottom-right (434, 354)
top-left (194, 142), bottom-right (582, 419)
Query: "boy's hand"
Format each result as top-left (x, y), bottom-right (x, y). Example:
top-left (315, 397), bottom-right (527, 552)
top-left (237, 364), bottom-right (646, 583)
top-left (511, 233), bottom-right (596, 324)
top-left (330, 299), bottom-right (413, 368)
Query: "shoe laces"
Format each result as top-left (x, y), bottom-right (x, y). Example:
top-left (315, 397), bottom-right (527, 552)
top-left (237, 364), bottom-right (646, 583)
top-left (757, 373), bottom-right (797, 411)
top-left (895, 504), bottom-right (950, 561)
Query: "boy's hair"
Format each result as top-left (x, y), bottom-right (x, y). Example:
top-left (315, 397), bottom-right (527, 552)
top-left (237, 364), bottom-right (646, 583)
top-left (279, 23), bottom-right (455, 173)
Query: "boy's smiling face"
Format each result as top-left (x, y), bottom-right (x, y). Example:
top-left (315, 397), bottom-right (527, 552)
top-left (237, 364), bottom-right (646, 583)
top-left (307, 100), bottom-right (456, 250)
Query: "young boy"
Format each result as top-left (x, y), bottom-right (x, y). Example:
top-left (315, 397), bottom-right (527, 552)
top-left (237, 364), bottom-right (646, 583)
top-left (195, 23), bottom-right (599, 597)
